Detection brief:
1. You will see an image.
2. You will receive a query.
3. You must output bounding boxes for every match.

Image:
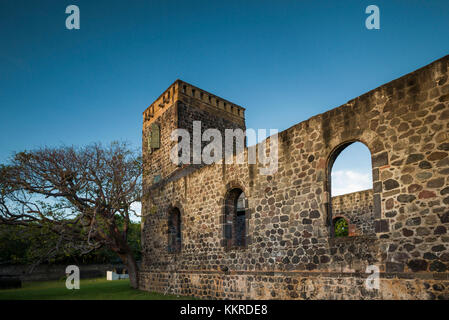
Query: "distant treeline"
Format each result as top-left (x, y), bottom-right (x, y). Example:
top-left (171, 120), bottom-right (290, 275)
top-left (0, 219), bottom-right (141, 265)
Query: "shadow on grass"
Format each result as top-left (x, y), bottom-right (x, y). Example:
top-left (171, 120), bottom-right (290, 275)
top-left (0, 278), bottom-right (196, 300)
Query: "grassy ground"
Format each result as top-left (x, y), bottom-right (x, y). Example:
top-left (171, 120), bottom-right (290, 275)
top-left (0, 278), bottom-right (194, 300)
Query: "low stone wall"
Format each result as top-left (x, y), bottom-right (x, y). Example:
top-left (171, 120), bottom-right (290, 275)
top-left (331, 189), bottom-right (374, 235)
top-left (0, 276), bottom-right (22, 289)
top-left (0, 264), bottom-right (125, 281)
top-left (140, 235), bottom-right (449, 299)
top-left (139, 270), bottom-right (449, 300)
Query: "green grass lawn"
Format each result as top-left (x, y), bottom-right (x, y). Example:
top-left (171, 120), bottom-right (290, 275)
top-left (0, 278), bottom-right (195, 300)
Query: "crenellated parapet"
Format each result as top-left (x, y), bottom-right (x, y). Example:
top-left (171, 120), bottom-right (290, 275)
top-left (143, 79), bottom-right (245, 129)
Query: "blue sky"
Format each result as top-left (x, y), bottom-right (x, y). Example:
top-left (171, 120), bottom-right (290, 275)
top-left (332, 142), bottom-right (372, 196)
top-left (1, 0), bottom-right (448, 197)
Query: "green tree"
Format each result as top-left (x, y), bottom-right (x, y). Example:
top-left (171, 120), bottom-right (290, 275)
top-left (334, 218), bottom-right (348, 237)
top-left (0, 142), bottom-right (142, 288)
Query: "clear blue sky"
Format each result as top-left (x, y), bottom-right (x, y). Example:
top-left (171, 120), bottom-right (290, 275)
top-left (1, 0), bottom-right (448, 194)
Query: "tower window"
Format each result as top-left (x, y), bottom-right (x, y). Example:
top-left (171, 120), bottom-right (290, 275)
top-left (148, 122), bottom-right (160, 150)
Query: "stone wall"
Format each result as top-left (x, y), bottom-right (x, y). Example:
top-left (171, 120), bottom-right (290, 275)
top-left (140, 55), bottom-right (449, 299)
top-left (139, 270), bottom-right (446, 300)
top-left (0, 264), bottom-right (126, 281)
top-left (331, 189), bottom-right (374, 236)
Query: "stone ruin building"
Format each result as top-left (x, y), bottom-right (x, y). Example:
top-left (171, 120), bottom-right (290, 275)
top-left (139, 55), bottom-right (449, 299)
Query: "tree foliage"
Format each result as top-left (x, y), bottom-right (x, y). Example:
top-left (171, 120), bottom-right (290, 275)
top-left (0, 221), bottom-right (141, 266)
top-left (0, 142), bottom-right (142, 287)
top-left (334, 218), bottom-right (348, 237)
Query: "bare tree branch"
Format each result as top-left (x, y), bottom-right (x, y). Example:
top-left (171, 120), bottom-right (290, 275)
top-left (0, 142), bottom-right (142, 288)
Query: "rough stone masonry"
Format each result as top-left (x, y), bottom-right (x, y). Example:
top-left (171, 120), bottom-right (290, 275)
top-left (140, 55), bottom-right (449, 299)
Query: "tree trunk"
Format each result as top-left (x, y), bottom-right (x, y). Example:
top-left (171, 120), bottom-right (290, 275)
top-left (120, 251), bottom-right (139, 289)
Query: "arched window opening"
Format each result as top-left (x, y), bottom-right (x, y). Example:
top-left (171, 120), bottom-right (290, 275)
top-left (224, 189), bottom-right (247, 249)
top-left (168, 207), bottom-right (181, 253)
top-left (329, 141), bottom-right (374, 237)
top-left (333, 217), bottom-right (349, 237)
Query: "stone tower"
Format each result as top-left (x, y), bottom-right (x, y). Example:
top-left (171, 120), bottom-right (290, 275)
top-left (142, 79), bottom-right (246, 205)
